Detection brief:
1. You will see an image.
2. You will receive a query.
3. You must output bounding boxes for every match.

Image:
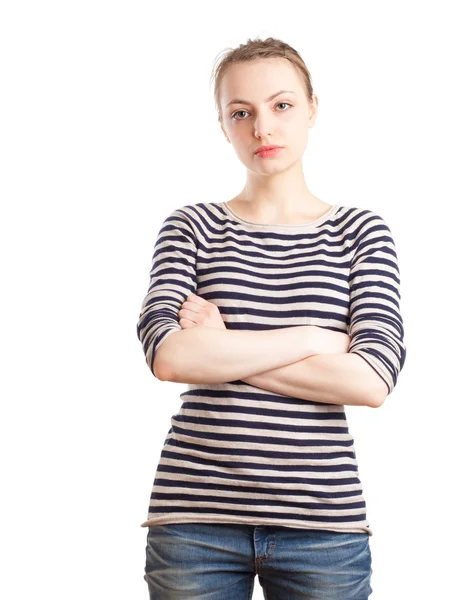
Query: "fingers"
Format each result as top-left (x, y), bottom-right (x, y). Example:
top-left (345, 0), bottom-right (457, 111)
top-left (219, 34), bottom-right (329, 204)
top-left (186, 293), bottom-right (208, 305)
top-left (179, 318), bottom-right (195, 329)
top-left (182, 293), bottom-right (210, 314)
top-left (181, 301), bottom-right (201, 314)
top-left (178, 307), bottom-right (201, 322)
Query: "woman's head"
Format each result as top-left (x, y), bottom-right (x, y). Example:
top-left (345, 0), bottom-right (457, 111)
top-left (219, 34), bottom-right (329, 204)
top-left (210, 37), bottom-right (318, 174)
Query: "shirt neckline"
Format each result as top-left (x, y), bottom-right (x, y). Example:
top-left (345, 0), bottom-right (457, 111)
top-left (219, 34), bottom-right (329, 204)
top-left (218, 201), bottom-right (340, 229)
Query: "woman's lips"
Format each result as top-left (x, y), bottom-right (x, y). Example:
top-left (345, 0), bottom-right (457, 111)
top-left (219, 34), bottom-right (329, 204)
top-left (255, 147), bottom-right (284, 158)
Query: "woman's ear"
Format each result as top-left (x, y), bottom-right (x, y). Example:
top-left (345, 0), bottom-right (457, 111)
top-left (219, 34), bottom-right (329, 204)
top-left (220, 122), bottom-right (231, 143)
top-left (308, 94), bottom-right (319, 128)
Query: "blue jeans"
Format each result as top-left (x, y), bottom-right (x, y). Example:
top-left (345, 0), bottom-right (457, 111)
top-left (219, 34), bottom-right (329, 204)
top-left (144, 522), bottom-right (373, 599)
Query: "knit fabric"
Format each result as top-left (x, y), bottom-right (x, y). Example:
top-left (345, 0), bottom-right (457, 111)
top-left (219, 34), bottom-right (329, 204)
top-left (137, 201), bottom-right (406, 535)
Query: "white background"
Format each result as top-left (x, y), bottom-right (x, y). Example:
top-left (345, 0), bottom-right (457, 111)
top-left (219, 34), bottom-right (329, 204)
top-left (1, 1), bottom-right (459, 598)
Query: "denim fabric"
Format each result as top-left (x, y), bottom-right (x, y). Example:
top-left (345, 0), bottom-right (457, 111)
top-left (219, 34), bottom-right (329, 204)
top-left (144, 522), bottom-right (373, 599)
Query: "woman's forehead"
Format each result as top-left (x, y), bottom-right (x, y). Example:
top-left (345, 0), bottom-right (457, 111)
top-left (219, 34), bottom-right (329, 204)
top-left (220, 60), bottom-right (302, 98)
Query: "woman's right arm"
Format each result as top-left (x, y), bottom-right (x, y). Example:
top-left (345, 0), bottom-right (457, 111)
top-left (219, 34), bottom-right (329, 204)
top-left (155, 325), bottom-right (350, 384)
top-left (137, 205), bottom-right (350, 385)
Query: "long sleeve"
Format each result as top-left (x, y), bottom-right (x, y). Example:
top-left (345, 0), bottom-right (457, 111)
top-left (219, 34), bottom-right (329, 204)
top-left (347, 210), bottom-right (406, 395)
top-left (136, 207), bottom-right (198, 378)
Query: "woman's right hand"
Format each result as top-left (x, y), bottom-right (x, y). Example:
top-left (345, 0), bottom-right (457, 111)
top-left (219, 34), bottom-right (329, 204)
top-left (307, 325), bottom-right (351, 355)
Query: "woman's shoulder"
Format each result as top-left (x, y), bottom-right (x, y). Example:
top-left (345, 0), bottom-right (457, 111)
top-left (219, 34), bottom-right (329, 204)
top-left (339, 204), bottom-right (392, 229)
top-left (165, 201), bottom-right (220, 217)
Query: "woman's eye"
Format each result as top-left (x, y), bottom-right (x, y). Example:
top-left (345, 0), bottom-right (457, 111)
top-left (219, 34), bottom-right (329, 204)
top-left (231, 102), bottom-right (292, 120)
top-left (231, 109), bottom-right (249, 120)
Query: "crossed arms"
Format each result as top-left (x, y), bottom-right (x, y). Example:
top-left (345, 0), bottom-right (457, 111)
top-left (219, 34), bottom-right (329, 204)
top-left (154, 325), bottom-right (389, 409)
top-left (138, 209), bottom-right (405, 409)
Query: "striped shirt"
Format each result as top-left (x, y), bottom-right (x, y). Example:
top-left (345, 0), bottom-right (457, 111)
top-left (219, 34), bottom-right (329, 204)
top-left (137, 201), bottom-right (406, 536)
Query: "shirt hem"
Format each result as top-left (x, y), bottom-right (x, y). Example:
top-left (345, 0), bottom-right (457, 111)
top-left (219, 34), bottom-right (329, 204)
top-left (140, 514), bottom-right (373, 536)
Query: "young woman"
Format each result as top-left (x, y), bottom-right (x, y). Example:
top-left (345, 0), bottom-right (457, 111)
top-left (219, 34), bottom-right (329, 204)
top-left (137, 36), bottom-right (406, 599)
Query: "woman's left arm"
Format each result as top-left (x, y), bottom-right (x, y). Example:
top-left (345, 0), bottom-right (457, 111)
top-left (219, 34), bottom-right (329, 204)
top-left (241, 350), bottom-right (388, 408)
top-left (242, 211), bottom-right (407, 408)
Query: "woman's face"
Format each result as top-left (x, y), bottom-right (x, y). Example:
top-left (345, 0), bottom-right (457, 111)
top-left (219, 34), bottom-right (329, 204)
top-left (219, 58), bottom-right (318, 174)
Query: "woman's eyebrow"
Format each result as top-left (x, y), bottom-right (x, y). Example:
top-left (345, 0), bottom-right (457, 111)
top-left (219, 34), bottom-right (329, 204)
top-left (226, 90), bottom-right (296, 108)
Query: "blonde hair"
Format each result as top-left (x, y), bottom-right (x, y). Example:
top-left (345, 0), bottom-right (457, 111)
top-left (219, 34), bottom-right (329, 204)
top-left (210, 36), bottom-right (314, 123)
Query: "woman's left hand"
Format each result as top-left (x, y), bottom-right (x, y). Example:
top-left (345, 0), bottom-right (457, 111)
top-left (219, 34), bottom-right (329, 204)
top-left (178, 293), bottom-right (227, 330)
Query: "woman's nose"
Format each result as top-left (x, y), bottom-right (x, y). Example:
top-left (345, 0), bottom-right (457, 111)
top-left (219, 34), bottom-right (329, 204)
top-left (253, 114), bottom-right (273, 139)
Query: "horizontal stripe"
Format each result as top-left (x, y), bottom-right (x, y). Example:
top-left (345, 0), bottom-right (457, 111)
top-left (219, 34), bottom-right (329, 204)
top-left (136, 201), bottom-right (406, 536)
